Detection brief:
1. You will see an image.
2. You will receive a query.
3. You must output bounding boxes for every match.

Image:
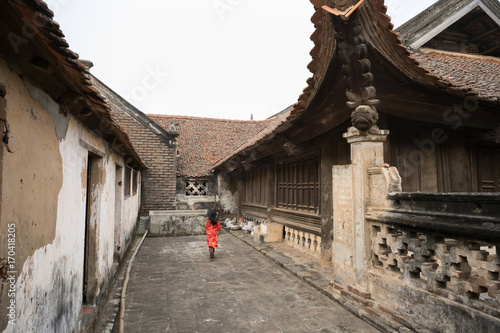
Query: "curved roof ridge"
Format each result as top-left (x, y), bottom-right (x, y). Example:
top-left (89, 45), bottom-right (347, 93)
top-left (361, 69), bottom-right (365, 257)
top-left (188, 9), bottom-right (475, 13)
top-left (214, 0), bottom-right (500, 172)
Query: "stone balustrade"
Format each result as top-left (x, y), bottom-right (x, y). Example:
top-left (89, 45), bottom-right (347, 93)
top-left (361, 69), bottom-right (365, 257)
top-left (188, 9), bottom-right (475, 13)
top-left (284, 226), bottom-right (322, 258)
top-left (243, 214), bottom-right (268, 224)
top-left (370, 222), bottom-right (500, 316)
top-left (364, 192), bottom-right (500, 330)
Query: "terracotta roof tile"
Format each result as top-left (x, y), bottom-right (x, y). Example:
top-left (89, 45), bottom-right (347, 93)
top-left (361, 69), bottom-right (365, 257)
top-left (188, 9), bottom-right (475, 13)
top-left (148, 115), bottom-right (277, 177)
top-left (413, 50), bottom-right (500, 102)
top-left (215, 0), bottom-right (500, 171)
top-left (212, 110), bottom-right (291, 170)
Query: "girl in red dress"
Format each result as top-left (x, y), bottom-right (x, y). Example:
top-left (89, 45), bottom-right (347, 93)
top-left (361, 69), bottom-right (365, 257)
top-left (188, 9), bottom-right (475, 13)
top-left (206, 209), bottom-right (222, 259)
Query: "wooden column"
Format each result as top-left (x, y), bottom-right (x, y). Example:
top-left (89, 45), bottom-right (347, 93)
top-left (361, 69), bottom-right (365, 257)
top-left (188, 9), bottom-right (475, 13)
top-left (266, 159), bottom-right (276, 222)
top-left (236, 172), bottom-right (245, 221)
top-left (320, 140), bottom-right (335, 264)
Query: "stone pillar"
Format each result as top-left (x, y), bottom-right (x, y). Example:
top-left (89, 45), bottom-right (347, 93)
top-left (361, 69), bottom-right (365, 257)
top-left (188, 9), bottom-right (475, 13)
top-left (332, 127), bottom-right (389, 289)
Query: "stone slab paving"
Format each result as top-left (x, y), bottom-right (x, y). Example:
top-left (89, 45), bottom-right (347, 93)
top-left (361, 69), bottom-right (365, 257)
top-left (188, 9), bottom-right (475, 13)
top-left (93, 236), bottom-right (141, 333)
top-left (123, 232), bottom-right (380, 333)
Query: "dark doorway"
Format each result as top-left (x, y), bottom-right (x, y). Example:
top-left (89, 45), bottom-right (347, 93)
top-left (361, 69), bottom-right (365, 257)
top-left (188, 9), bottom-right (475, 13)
top-left (83, 154), bottom-right (101, 305)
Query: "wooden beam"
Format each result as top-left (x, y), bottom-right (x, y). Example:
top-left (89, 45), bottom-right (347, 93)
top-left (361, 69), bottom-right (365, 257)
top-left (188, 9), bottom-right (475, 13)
top-left (470, 26), bottom-right (500, 42)
top-left (463, 15), bottom-right (485, 32)
top-left (482, 43), bottom-right (500, 55)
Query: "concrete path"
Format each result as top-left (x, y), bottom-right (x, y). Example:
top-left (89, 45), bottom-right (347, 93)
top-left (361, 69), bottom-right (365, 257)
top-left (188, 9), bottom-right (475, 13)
top-left (123, 232), bottom-right (380, 333)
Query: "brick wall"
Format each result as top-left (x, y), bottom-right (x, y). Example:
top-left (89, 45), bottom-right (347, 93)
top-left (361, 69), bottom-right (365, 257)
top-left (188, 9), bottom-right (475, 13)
top-left (92, 76), bottom-right (177, 215)
top-left (129, 126), bottom-right (177, 215)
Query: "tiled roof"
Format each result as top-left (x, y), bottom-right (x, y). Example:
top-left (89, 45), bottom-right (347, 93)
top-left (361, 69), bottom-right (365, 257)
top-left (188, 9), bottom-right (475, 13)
top-left (212, 110), bottom-right (291, 170)
top-left (148, 115), bottom-right (278, 177)
top-left (3, 0), bottom-right (145, 167)
top-left (213, 0), bottom-right (429, 171)
top-left (215, 0), bottom-right (500, 171)
top-left (413, 50), bottom-right (500, 102)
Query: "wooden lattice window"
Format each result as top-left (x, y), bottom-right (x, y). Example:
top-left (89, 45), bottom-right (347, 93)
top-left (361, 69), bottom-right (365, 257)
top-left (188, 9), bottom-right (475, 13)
top-left (477, 146), bottom-right (500, 192)
top-left (244, 167), bottom-right (267, 205)
top-left (277, 155), bottom-right (320, 213)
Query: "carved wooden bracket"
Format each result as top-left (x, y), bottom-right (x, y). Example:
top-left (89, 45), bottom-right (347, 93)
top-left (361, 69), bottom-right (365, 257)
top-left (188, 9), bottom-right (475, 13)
top-left (283, 141), bottom-right (304, 157)
top-left (323, 2), bottom-right (380, 133)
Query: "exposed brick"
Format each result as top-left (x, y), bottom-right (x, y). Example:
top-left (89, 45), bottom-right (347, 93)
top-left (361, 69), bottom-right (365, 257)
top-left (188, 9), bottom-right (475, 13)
top-left (348, 285), bottom-right (371, 299)
top-left (391, 312), bottom-right (413, 328)
top-left (365, 307), bottom-right (381, 317)
top-left (378, 305), bottom-right (395, 316)
top-left (332, 283), bottom-right (344, 291)
top-left (351, 294), bottom-right (373, 307)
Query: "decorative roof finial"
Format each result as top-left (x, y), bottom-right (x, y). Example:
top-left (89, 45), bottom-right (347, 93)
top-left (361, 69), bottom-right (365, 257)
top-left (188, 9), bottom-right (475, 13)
top-left (324, 1), bottom-right (380, 134)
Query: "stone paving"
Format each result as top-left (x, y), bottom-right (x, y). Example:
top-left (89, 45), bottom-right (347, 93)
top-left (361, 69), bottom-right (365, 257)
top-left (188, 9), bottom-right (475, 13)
top-left (122, 231), bottom-right (380, 333)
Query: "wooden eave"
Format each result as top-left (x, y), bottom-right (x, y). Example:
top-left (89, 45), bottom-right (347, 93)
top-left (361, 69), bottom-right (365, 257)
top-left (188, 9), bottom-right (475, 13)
top-left (0, 0), bottom-right (146, 169)
top-left (214, 0), bottom-right (500, 173)
top-left (396, 0), bottom-right (500, 50)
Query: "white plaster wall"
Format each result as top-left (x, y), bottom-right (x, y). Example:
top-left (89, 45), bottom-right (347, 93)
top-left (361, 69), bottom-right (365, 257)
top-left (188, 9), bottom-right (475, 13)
top-left (95, 155), bottom-right (140, 289)
top-left (96, 151), bottom-right (115, 297)
top-left (3, 112), bottom-right (89, 333)
top-left (122, 172), bottom-right (141, 248)
top-left (0, 61), bottom-right (140, 332)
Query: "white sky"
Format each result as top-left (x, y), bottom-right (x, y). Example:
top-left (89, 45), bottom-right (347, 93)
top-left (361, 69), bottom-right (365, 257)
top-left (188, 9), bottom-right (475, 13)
top-left (49, 0), bottom-right (438, 120)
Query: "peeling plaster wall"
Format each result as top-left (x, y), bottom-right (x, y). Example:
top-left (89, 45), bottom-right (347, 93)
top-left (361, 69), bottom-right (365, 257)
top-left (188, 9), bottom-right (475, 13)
top-left (216, 173), bottom-right (238, 215)
top-left (118, 166), bottom-right (141, 261)
top-left (0, 59), bottom-right (140, 332)
top-left (122, 182), bottom-right (140, 244)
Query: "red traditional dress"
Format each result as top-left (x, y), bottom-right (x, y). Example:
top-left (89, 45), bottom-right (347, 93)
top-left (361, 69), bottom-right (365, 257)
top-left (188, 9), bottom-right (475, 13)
top-left (206, 220), bottom-right (222, 248)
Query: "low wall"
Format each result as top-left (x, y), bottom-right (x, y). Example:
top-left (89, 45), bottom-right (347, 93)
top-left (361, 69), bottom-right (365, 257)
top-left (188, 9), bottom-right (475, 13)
top-left (365, 193), bottom-right (500, 332)
top-left (331, 157), bottom-right (500, 332)
top-left (149, 210), bottom-right (208, 236)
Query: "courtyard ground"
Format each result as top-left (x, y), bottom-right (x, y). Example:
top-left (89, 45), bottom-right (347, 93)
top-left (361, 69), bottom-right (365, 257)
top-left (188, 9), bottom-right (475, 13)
top-left (115, 231), bottom-right (380, 333)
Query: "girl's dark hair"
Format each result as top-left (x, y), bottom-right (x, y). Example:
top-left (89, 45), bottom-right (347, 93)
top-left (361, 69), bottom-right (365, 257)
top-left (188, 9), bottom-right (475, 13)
top-left (207, 209), bottom-right (218, 225)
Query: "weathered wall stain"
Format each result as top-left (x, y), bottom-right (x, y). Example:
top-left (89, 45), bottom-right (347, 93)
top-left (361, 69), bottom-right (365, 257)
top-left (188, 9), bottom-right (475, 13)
top-left (0, 60), bottom-right (62, 265)
top-left (24, 80), bottom-right (69, 141)
top-left (15, 255), bottom-right (79, 332)
top-left (0, 60), bottom-right (63, 332)
top-left (0, 59), bottom-right (142, 332)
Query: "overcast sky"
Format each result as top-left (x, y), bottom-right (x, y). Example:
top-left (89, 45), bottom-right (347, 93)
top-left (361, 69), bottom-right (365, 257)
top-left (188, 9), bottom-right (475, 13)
top-left (49, 0), bottom-right (439, 120)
